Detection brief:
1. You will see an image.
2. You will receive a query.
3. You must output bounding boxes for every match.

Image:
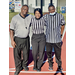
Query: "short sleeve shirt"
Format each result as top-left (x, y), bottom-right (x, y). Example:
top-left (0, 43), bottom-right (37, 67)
top-left (43, 12), bottom-right (65, 43)
top-left (10, 14), bottom-right (32, 38)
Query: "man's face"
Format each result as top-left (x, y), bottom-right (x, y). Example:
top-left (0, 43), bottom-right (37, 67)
top-left (48, 6), bottom-right (55, 13)
top-left (21, 6), bottom-right (28, 16)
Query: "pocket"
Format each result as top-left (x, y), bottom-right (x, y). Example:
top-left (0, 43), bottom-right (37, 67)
top-left (41, 34), bottom-right (46, 41)
top-left (56, 42), bottom-right (61, 49)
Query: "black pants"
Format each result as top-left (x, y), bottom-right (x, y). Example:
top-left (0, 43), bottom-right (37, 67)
top-left (14, 36), bottom-right (30, 71)
top-left (46, 42), bottom-right (62, 67)
top-left (32, 33), bottom-right (46, 69)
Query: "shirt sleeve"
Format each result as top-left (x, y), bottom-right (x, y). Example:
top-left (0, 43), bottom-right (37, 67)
top-left (43, 14), bottom-right (47, 26)
top-left (10, 17), bottom-right (16, 30)
top-left (60, 14), bottom-right (65, 26)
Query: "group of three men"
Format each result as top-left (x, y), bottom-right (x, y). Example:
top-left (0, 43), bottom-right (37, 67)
top-left (10, 4), bottom-right (65, 75)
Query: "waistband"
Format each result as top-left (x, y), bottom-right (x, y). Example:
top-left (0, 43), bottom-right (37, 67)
top-left (14, 36), bottom-right (29, 39)
top-left (33, 33), bottom-right (44, 35)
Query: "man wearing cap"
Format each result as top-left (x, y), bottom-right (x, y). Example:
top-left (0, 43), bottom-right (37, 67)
top-left (10, 5), bottom-right (31, 75)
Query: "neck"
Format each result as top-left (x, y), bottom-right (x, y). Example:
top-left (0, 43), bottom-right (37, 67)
top-left (20, 13), bottom-right (26, 18)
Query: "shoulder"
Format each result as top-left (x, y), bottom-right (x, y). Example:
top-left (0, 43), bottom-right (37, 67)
top-left (12, 14), bottom-right (19, 20)
top-left (31, 15), bottom-right (35, 20)
top-left (56, 13), bottom-right (63, 17)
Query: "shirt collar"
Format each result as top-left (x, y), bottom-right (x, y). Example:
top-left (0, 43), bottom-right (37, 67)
top-left (19, 13), bottom-right (29, 19)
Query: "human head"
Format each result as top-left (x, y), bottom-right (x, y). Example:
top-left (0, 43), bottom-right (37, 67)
top-left (34, 8), bottom-right (42, 19)
top-left (48, 4), bottom-right (55, 13)
top-left (21, 5), bottom-right (29, 16)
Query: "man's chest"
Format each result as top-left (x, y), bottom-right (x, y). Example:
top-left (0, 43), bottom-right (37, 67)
top-left (15, 18), bottom-right (30, 29)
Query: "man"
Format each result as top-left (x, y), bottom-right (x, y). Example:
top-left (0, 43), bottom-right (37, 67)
top-left (43, 4), bottom-right (65, 71)
top-left (10, 5), bottom-right (31, 75)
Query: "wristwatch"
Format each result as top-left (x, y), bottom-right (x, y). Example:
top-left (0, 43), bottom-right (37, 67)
top-left (61, 34), bottom-right (62, 37)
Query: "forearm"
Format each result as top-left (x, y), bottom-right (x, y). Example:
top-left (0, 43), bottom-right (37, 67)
top-left (61, 25), bottom-right (65, 35)
top-left (10, 30), bottom-right (14, 42)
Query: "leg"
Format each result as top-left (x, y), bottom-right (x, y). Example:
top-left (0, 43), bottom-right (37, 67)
top-left (14, 46), bottom-right (22, 75)
top-left (32, 36), bottom-right (39, 69)
top-left (46, 43), bottom-right (53, 67)
top-left (37, 35), bottom-right (46, 70)
top-left (22, 37), bottom-right (30, 70)
top-left (14, 37), bottom-right (22, 74)
top-left (54, 42), bottom-right (62, 68)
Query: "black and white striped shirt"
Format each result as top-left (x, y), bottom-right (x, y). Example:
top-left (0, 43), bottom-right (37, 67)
top-left (31, 16), bottom-right (46, 34)
top-left (43, 12), bottom-right (65, 43)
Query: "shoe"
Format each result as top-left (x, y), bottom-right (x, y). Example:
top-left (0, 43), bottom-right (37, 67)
top-left (37, 68), bottom-right (41, 72)
top-left (14, 71), bottom-right (19, 75)
top-left (23, 67), bottom-right (29, 71)
top-left (33, 67), bottom-right (37, 71)
top-left (49, 66), bottom-right (53, 70)
top-left (58, 66), bottom-right (63, 71)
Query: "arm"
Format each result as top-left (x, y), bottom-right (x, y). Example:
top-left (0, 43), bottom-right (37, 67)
top-left (61, 25), bottom-right (65, 38)
top-left (60, 14), bottom-right (65, 38)
top-left (10, 30), bottom-right (16, 48)
top-left (10, 17), bottom-right (16, 48)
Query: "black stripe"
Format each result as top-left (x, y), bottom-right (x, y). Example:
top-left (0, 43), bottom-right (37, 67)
top-left (10, 28), bottom-right (14, 31)
top-left (51, 16), bottom-right (52, 42)
top-left (38, 20), bottom-right (39, 34)
top-left (49, 16), bottom-right (50, 42)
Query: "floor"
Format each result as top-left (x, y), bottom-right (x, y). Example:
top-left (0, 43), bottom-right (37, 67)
top-left (9, 26), bottom-right (66, 75)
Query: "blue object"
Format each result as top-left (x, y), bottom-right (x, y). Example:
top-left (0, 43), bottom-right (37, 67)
top-left (9, 2), bottom-right (12, 5)
top-left (61, 7), bottom-right (66, 13)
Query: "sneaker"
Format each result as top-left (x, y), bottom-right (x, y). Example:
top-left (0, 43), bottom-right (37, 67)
top-left (14, 71), bottom-right (19, 75)
top-left (37, 68), bottom-right (41, 72)
top-left (49, 66), bottom-right (53, 70)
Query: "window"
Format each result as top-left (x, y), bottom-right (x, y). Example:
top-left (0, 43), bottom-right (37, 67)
top-left (36, 0), bottom-right (45, 6)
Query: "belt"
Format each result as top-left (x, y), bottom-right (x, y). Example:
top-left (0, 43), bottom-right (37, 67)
top-left (14, 36), bottom-right (29, 39)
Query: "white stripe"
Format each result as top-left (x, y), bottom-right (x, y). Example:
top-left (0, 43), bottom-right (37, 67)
top-left (9, 70), bottom-right (66, 73)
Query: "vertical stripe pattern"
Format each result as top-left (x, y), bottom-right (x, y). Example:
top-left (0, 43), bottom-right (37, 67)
top-left (43, 13), bottom-right (65, 43)
top-left (31, 17), bottom-right (45, 34)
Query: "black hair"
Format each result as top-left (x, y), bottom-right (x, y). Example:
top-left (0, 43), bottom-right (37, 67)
top-left (22, 4), bottom-right (29, 9)
top-left (34, 8), bottom-right (43, 17)
top-left (48, 4), bottom-right (55, 9)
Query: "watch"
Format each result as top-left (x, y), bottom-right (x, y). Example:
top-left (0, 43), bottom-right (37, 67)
top-left (61, 34), bottom-right (62, 37)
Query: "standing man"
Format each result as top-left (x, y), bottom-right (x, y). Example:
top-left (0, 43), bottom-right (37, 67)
top-left (43, 4), bottom-right (65, 71)
top-left (10, 5), bottom-right (31, 75)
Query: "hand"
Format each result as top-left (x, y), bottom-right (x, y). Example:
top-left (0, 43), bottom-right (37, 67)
top-left (11, 40), bottom-right (16, 48)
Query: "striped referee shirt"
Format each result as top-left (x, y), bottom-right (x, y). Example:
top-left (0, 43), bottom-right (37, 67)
top-left (30, 16), bottom-right (46, 34)
top-left (43, 12), bottom-right (65, 43)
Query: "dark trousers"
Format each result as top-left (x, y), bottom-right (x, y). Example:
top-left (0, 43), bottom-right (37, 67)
top-left (32, 33), bottom-right (46, 69)
top-left (14, 36), bottom-right (30, 71)
top-left (46, 42), bottom-right (62, 67)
